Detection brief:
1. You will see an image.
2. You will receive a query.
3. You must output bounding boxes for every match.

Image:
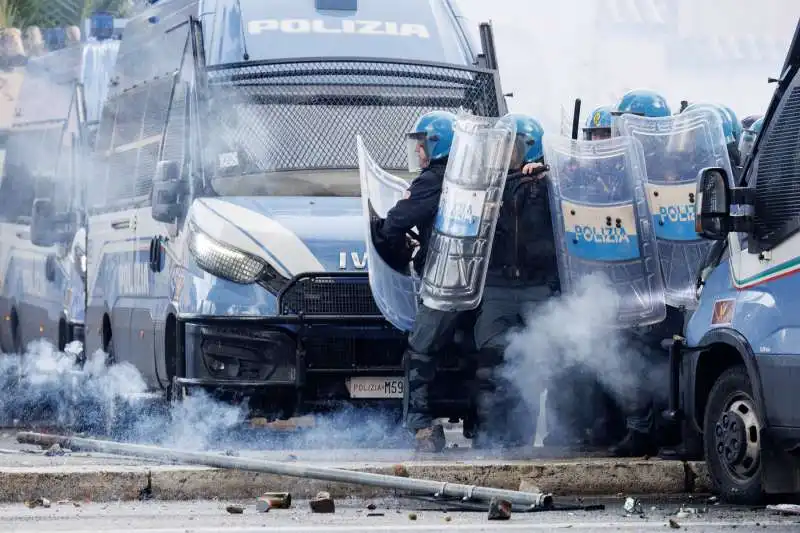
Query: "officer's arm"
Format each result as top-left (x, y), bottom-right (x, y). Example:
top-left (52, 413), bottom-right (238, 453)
top-left (379, 171), bottom-right (441, 240)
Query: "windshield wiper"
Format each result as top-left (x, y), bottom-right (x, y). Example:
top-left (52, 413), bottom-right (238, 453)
top-left (235, 0), bottom-right (250, 61)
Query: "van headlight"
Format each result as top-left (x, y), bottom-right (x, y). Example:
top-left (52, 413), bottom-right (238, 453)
top-left (188, 223), bottom-right (267, 284)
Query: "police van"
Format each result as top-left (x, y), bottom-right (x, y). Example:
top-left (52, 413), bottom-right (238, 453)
top-left (31, 0), bottom-right (507, 420)
top-left (0, 32), bottom-right (119, 355)
top-left (670, 18), bottom-right (800, 503)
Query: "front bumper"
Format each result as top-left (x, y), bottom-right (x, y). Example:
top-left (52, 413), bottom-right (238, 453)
top-left (178, 273), bottom-right (472, 417)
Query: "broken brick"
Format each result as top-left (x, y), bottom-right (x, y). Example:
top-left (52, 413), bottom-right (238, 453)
top-left (488, 498), bottom-right (511, 520)
top-left (309, 492), bottom-right (334, 514)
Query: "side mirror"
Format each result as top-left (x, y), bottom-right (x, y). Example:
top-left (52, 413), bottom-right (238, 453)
top-left (31, 198), bottom-right (56, 247)
top-left (695, 167), bottom-right (731, 240)
top-left (151, 160), bottom-right (182, 224)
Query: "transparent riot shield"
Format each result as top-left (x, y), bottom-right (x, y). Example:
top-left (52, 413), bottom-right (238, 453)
top-left (543, 134), bottom-right (666, 327)
top-left (357, 135), bottom-right (419, 332)
top-left (616, 108), bottom-right (733, 308)
top-left (419, 114), bottom-right (516, 312)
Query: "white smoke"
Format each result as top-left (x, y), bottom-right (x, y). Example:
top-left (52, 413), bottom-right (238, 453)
top-left (501, 274), bottom-right (668, 444)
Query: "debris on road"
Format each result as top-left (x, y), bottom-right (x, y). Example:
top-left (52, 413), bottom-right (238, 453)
top-left (24, 498), bottom-right (51, 509)
top-left (623, 497), bottom-right (642, 515)
top-left (767, 503), bottom-right (800, 516)
top-left (366, 503), bottom-right (377, 511)
top-left (392, 464), bottom-right (409, 478)
top-left (488, 498), bottom-right (512, 520)
top-left (259, 492), bottom-right (291, 510)
top-left (408, 512), bottom-right (418, 520)
top-left (44, 443), bottom-right (70, 456)
top-left (16, 431), bottom-right (553, 509)
top-left (255, 498), bottom-right (271, 513)
top-left (309, 491), bottom-right (335, 514)
top-left (226, 504), bottom-right (244, 514)
top-left (669, 518), bottom-right (681, 528)
top-left (367, 512), bottom-right (385, 517)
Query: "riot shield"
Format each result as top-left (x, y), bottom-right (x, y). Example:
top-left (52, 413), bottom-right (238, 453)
top-left (616, 108), bottom-right (733, 308)
top-left (543, 134), bottom-right (666, 327)
top-left (420, 114), bottom-right (516, 312)
top-left (357, 135), bottom-right (419, 332)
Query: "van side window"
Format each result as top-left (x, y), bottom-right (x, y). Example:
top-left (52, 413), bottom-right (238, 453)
top-left (0, 127), bottom-right (62, 221)
top-left (751, 72), bottom-right (800, 250)
top-left (136, 77), bottom-right (175, 199)
top-left (89, 100), bottom-right (117, 209)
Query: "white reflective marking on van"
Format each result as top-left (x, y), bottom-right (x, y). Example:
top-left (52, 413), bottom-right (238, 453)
top-left (247, 19), bottom-right (430, 39)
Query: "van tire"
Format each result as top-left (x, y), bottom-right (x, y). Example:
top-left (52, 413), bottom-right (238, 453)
top-left (703, 366), bottom-right (764, 504)
top-left (10, 309), bottom-right (21, 354)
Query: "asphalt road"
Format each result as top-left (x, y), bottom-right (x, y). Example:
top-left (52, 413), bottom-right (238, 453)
top-left (3, 497), bottom-right (799, 533)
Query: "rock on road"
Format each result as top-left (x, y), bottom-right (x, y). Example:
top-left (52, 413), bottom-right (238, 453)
top-left (3, 498), bottom-right (800, 533)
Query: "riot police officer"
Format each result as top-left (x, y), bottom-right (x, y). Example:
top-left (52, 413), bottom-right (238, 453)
top-left (682, 103), bottom-right (743, 180)
top-left (610, 89), bottom-right (686, 457)
top-left (372, 110), bottom-right (457, 452)
top-left (583, 105), bottom-right (614, 141)
top-left (471, 113), bottom-right (559, 449)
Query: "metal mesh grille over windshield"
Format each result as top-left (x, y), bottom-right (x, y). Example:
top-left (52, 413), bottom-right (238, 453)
top-left (753, 85), bottom-right (800, 245)
top-left (205, 60), bottom-right (502, 172)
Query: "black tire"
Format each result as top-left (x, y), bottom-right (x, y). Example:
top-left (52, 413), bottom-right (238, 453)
top-left (703, 366), bottom-right (764, 504)
top-left (168, 375), bottom-right (186, 405)
top-left (105, 334), bottom-right (115, 366)
top-left (10, 310), bottom-right (22, 354)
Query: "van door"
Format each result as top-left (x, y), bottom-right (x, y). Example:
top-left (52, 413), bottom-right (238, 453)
top-left (85, 96), bottom-right (137, 365)
top-left (128, 77), bottom-right (178, 390)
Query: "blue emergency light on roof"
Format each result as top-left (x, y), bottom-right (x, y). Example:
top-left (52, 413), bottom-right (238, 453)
top-left (315, 0), bottom-right (358, 11)
top-left (90, 12), bottom-right (115, 40)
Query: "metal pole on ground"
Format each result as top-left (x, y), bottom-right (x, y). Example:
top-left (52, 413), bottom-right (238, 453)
top-left (17, 432), bottom-right (553, 508)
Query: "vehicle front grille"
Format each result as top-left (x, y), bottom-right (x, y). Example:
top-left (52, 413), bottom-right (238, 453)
top-left (279, 273), bottom-right (382, 316)
top-left (303, 337), bottom-right (405, 370)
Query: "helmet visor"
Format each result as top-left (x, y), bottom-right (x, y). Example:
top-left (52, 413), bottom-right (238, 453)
top-left (405, 132), bottom-right (429, 173)
top-left (510, 134), bottom-right (535, 169)
top-left (584, 127), bottom-right (612, 141)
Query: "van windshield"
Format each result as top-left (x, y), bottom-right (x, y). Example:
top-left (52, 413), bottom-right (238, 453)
top-left (203, 59), bottom-right (501, 197)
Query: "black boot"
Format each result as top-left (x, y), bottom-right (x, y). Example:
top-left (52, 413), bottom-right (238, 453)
top-left (609, 430), bottom-right (657, 457)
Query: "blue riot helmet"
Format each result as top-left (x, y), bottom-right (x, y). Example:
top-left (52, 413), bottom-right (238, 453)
top-left (583, 105), bottom-right (613, 140)
top-left (741, 114), bottom-right (762, 131)
top-left (613, 89), bottom-right (672, 118)
top-left (683, 103), bottom-right (736, 145)
top-left (738, 116), bottom-right (764, 162)
top-left (720, 105), bottom-right (743, 145)
top-left (405, 110), bottom-right (456, 172)
top-left (497, 113), bottom-right (544, 169)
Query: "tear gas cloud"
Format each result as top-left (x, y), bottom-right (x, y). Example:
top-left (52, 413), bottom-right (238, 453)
top-left (501, 274), bottom-right (669, 443)
top-left (0, 340), bottom-right (411, 452)
top-left (458, 0), bottom-right (800, 132)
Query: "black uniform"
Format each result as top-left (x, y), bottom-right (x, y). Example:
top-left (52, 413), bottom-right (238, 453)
top-left (471, 169), bottom-right (560, 447)
top-left (373, 160), bottom-right (461, 433)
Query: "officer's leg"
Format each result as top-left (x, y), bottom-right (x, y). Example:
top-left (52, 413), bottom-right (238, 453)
top-left (611, 332), bottom-right (671, 456)
top-left (403, 304), bottom-right (460, 452)
top-left (472, 285), bottom-right (548, 448)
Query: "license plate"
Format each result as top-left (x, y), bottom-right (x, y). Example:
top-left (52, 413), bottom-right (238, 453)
top-left (346, 377), bottom-right (404, 399)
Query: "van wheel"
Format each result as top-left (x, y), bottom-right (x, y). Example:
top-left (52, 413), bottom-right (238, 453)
top-left (105, 335), bottom-right (116, 366)
top-left (168, 375), bottom-right (186, 405)
top-left (703, 366), bottom-right (764, 504)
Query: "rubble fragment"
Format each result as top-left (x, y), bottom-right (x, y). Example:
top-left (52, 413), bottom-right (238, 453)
top-left (226, 504), bottom-right (244, 514)
top-left (669, 518), bottom-right (681, 529)
top-left (487, 498), bottom-right (512, 520)
top-left (767, 504), bottom-right (800, 516)
top-left (367, 513), bottom-right (384, 517)
top-left (366, 503), bottom-right (377, 510)
top-left (255, 499), bottom-right (271, 513)
top-left (623, 497), bottom-right (642, 515)
top-left (24, 498), bottom-right (51, 509)
top-left (309, 491), bottom-right (335, 514)
top-left (44, 443), bottom-right (70, 456)
top-left (259, 492), bottom-right (291, 510)
top-left (444, 516), bottom-right (452, 522)
top-left (408, 512), bottom-right (418, 520)
top-left (393, 464), bottom-right (409, 477)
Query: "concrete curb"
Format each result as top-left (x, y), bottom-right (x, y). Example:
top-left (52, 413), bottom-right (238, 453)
top-left (0, 460), bottom-right (712, 502)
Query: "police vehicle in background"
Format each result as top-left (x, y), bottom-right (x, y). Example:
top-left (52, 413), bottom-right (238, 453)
top-left (669, 17), bottom-right (800, 503)
top-left (31, 0), bottom-right (507, 421)
top-left (0, 15), bottom-right (120, 355)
